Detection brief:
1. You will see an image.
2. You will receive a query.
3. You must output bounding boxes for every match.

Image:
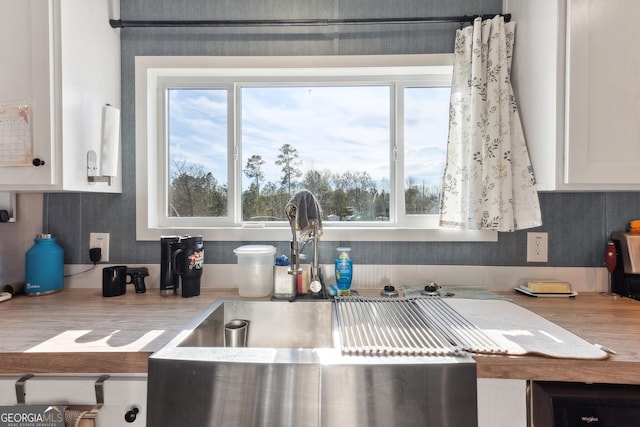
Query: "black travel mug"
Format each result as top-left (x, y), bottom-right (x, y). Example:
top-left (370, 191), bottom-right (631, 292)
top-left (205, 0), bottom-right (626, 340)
top-left (102, 265), bottom-right (127, 297)
top-left (160, 236), bottom-right (181, 296)
top-left (171, 236), bottom-right (204, 297)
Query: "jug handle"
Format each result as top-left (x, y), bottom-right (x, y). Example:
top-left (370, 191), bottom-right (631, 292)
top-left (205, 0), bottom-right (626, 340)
top-left (171, 248), bottom-right (184, 275)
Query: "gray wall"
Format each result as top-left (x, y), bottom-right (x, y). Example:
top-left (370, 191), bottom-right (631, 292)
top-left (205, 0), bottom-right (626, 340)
top-left (44, 0), bottom-right (640, 268)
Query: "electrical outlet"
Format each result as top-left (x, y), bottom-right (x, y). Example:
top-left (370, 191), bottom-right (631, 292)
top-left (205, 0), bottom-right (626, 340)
top-left (89, 232), bottom-right (110, 263)
top-left (527, 232), bottom-right (548, 263)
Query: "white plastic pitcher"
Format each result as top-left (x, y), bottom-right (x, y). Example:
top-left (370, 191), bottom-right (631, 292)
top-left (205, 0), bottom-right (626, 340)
top-left (233, 245), bottom-right (277, 297)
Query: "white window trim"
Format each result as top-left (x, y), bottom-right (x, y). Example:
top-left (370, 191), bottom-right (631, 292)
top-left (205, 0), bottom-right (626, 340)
top-left (135, 54), bottom-right (497, 242)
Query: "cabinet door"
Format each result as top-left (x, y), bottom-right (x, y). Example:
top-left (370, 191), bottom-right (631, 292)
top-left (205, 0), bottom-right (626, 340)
top-left (505, 0), bottom-right (566, 191)
top-left (0, 1), bottom-right (56, 187)
top-left (565, 0), bottom-right (640, 185)
top-left (56, 0), bottom-right (121, 193)
top-left (477, 378), bottom-right (527, 427)
top-left (0, 0), bottom-right (121, 193)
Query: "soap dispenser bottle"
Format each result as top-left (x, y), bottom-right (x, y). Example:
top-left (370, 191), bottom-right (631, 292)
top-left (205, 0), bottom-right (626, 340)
top-left (335, 247), bottom-right (353, 296)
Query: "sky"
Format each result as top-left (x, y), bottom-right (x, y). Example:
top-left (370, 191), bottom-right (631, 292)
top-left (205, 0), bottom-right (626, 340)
top-left (168, 85), bottom-right (449, 191)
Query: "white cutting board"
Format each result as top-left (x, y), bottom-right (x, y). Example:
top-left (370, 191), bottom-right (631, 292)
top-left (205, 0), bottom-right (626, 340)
top-left (444, 299), bottom-right (609, 360)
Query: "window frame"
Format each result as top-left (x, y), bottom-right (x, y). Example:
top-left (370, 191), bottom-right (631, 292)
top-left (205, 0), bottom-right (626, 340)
top-left (161, 81), bottom-right (235, 226)
top-left (135, 55), bottom-right (497, 242)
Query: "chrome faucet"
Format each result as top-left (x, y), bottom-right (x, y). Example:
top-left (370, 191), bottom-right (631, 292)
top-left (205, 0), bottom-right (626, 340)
top-left (277, 190), bottom-right (325, 300)
top-left (299, 219), bottom-right (324, 297)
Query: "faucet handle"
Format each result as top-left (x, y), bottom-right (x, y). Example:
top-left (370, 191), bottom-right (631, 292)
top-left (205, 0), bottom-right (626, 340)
top-left (309, 279), bottom-right (322, 294)
top-left (381, 284), bottom-right (399, 297)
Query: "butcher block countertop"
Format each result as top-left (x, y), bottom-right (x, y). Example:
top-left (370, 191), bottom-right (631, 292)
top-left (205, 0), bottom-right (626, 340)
top-left (1, 288), bottom-right (640, 385)
top-left (477, 291), bottom-right (640, 385)
top-left (0, 289), bottom-right (231, 374)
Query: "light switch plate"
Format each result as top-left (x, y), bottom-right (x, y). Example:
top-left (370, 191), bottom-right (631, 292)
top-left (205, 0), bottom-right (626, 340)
top-left (89, 232), bottom-right (110, 262)
top-left (527, 232), bottom-right (548, 263)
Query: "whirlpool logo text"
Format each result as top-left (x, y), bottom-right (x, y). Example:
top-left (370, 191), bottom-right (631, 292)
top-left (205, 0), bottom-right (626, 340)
top-left (581, 415), bottom-right (599, 423)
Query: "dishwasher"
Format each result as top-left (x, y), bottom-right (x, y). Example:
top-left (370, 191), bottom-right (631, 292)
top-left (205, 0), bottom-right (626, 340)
top-left (531, 381), bottom-right (640, 427)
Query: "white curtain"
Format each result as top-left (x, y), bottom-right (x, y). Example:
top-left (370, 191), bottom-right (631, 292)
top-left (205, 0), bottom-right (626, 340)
top-left (439, 16), bottom-right (542, 232)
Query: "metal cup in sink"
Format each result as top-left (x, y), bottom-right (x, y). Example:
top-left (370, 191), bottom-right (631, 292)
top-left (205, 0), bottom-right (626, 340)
top-left (224, 319), bottom-right (249, 347)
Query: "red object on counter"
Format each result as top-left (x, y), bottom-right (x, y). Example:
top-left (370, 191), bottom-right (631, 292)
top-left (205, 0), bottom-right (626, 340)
top-left (605, 241), bottom-right (617, 273)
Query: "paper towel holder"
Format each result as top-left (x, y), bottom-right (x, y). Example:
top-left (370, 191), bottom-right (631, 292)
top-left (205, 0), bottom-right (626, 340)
top-left (88, 104), bottom-right (120, 186)
top-left (87, 150), bottom-right (112, 185)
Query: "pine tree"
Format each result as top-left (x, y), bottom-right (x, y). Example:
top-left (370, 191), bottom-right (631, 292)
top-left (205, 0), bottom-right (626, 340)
top-left (244, 155), bottom-right (265, 193)
top-left (276, 144), bottom-right (302, 195)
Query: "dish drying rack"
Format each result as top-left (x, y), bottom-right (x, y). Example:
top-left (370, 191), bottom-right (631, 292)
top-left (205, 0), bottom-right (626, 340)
top-left (334, 295), bottom-right (508, 357)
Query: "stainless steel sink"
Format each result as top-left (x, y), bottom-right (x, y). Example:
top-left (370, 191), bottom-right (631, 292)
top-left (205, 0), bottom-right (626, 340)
top-left (147, 298), bottom-right (478, 427)
top-left (177, 299), bottom-right (334, 348)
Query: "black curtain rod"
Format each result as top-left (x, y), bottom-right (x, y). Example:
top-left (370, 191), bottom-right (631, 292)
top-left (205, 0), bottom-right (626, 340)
top-left (109, 13), bottom-right (509, 29)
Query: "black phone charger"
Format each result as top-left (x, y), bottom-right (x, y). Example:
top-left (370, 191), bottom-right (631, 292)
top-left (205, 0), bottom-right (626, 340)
top-left (89, 247), bottom-right (102, 263)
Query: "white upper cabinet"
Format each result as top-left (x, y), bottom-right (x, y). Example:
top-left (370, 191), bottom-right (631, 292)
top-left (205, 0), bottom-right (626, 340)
top-left (564, 0), bottom-right (640, 187)
top-left (0, 0), bottom-right (121, 192)
top-left (506, 0), bottom-right (640, 190)
top-left (505, 0), bottom-right (566, 191)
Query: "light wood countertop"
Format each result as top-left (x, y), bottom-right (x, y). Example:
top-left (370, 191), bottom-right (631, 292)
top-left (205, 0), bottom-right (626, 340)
top-left (477, 291), bottom-right (640, 384)
top-left (0, 289), bottom-right (230, 374)
top-left (1, 288), bottom-right (640, 384)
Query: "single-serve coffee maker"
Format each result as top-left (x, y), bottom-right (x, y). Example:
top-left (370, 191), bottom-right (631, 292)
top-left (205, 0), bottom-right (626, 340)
top-left (160, 235), bottom-right (204, 297)
top-left (610, 232), bottom-right (640, 300)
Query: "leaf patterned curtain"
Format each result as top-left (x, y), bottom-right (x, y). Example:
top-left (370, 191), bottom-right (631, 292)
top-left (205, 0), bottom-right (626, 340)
top-left (439, 16), bottom-right (542, 232)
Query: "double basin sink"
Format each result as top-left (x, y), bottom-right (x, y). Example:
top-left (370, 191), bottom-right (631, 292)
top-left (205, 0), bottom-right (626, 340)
top-left (147, 298), bottom-right (478, 426)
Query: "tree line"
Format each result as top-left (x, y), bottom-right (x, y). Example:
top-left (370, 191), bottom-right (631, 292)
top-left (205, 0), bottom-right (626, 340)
top-left (169, 143), bottom-right (439, 220)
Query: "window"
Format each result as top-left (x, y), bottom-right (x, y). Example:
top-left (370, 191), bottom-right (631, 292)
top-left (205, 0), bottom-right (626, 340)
top-left (135, 55), bottom-right (496, 242)
top-left (239, 85), bottom-right (392, 223)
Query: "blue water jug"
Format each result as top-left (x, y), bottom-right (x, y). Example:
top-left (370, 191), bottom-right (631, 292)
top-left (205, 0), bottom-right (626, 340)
top-left (25, 234), bottom-right (64, 295)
